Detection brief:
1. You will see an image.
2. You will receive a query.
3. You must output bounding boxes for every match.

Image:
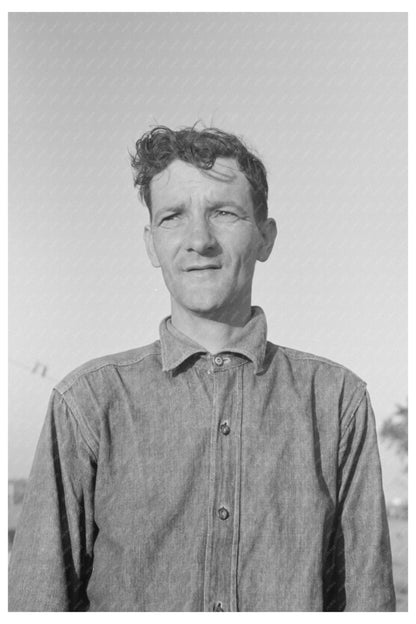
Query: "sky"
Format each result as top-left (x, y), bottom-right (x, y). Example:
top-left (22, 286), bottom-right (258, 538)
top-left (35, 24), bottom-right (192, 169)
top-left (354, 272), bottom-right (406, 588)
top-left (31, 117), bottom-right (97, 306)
top-left (8, 12), bottom-right (407, 500)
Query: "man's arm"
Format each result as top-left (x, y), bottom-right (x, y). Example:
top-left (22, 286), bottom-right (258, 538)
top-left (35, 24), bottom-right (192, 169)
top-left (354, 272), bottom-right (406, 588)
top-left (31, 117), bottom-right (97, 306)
top-left (8, 389), bottom-right (97, 611)
top-left (325, 389), bottom-right (396, 611)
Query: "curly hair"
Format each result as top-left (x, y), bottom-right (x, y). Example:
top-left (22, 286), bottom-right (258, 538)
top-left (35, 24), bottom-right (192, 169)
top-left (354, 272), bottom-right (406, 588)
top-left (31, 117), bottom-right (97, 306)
top-left (130, 125), bottom-right (268, 222)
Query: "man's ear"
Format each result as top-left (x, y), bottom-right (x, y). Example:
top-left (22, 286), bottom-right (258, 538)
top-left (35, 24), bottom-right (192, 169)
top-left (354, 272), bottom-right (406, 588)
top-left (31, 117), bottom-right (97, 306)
top-left (144, 225), bottom-right (161, 268)
top-left (257, 218), bottom-right (277, 262)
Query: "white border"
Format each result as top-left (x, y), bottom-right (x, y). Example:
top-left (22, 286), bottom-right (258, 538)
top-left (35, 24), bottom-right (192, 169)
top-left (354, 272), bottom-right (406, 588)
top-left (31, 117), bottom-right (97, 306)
top-left (0, 1), bottom-right (413, 13)
top-left (2, 3), bottom-right (412, 622)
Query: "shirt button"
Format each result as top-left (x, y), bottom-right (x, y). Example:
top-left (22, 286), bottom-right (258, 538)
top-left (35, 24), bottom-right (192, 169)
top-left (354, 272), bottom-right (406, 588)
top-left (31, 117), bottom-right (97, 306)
top-left (220, 422), bottom-right (231, 435)
top-left (218, 507), bottom-right (230, 520)
top-left (214, 355), bottom-right (223, 366)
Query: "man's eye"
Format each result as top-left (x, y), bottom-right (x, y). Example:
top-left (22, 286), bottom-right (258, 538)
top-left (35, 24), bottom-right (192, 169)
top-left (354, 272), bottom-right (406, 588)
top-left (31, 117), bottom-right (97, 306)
top-left (214, 210), bottom-right (238, 220)
top-left (160, 214), bottom-right (180, 225)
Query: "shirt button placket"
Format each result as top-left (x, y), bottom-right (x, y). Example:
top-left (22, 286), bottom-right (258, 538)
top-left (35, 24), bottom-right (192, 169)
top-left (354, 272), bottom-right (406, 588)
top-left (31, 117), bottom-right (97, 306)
top-left (206, 351), bottom-right (238, 612)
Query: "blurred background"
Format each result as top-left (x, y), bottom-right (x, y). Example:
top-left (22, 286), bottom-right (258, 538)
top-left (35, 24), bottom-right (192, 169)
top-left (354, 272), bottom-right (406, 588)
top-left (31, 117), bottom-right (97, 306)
top-left (8, 12), bottom-right (407, 609)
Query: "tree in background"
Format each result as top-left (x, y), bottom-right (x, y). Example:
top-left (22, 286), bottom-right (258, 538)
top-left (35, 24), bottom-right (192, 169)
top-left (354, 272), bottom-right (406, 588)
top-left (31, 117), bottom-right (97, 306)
top-left (380, 400), bottom-right (408, 472)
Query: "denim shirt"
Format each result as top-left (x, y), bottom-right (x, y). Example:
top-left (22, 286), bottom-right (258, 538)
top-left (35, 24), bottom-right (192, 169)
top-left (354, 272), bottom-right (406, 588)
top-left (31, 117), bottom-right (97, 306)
top-left (8, 307), bottom-right (395, 611)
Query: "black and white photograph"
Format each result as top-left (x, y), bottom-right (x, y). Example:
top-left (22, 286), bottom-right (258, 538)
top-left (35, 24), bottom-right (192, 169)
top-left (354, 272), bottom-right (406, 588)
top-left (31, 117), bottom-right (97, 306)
top-left (8, 11), bottom-right (408, 612)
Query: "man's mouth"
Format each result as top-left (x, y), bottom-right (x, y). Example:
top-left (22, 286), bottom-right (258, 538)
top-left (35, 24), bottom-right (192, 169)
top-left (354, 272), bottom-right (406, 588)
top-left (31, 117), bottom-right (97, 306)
top-left (185, 265), bottom-right (221, 272)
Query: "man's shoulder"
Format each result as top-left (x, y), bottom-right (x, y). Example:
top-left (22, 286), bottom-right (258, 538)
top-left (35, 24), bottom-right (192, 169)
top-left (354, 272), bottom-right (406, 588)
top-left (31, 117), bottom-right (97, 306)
top-left (54, 340), bottom-right (162, 396)
top-left (269, 341), bottom-right (367, 387)
top-left (268, 343), bottom-right (368, 422)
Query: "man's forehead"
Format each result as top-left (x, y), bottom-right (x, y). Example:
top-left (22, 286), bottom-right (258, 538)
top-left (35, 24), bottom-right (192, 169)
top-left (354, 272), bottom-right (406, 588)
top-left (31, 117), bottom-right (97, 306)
top-left (150, 158), bottom-right (252, 206)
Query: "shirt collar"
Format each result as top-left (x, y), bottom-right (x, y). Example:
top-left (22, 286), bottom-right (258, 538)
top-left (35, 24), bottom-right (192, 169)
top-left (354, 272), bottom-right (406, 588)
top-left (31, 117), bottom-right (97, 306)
top-left (159, 306), bottom-right (268, 375)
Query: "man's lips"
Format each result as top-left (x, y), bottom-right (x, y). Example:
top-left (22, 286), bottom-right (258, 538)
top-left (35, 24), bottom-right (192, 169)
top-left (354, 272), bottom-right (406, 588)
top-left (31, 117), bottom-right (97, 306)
top-left (184, 265), bottom-right (221, 271)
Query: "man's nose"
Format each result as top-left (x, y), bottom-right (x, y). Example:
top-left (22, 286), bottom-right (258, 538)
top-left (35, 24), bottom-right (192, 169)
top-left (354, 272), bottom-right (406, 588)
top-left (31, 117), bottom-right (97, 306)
top-left (184, 216), bottom-right (217, 254)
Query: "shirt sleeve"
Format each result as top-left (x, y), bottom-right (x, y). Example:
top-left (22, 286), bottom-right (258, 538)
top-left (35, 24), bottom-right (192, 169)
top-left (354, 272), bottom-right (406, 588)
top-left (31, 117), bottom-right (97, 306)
top-left (8, 389), bottom-right (97, 612)
top-left (325, 389), bottom-right (396, 611)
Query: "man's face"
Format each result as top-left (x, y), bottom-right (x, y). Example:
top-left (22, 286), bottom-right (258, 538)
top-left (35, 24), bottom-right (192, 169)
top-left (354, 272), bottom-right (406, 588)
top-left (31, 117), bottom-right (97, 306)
top-left (144, 158), bottom-right (276, 322)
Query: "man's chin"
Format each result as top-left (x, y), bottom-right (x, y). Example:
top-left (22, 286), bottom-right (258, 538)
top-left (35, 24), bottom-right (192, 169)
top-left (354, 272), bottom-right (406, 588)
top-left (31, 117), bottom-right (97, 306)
top-left (184, 302), bottom-right (224, 318)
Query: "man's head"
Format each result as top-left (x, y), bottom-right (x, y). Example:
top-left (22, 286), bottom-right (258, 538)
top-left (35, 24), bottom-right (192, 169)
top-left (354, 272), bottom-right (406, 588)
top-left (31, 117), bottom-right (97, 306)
top-left (131, 125), bottom-right (277, 324)
top-left (131, 125), bottom-right (269, 224)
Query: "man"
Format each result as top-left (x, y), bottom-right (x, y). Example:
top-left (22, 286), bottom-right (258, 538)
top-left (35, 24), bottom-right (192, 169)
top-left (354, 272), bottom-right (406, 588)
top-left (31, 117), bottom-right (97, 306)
top-left (9, 125), bottom-right (395, 611)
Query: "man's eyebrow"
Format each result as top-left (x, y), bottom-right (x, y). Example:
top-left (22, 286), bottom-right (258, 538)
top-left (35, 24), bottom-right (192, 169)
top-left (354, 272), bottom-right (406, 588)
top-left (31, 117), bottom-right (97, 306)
top-left (207, 200), bottom-right (246, 211)
top-left (154, 203), bottom-right (186, 215)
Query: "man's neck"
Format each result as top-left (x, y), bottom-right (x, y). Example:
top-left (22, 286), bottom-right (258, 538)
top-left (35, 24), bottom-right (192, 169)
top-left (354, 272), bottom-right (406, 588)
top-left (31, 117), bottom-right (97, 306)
top-left (170, 304), bottom-right (252, 355)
